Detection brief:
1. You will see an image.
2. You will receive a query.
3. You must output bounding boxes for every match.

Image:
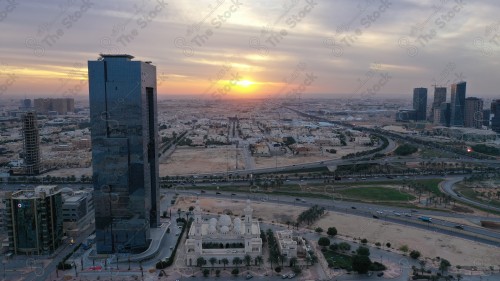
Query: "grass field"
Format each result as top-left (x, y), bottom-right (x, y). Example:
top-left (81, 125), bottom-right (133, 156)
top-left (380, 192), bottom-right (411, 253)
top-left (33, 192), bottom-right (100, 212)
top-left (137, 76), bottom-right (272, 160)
top-left (337, 186), bottom-right (416, 201)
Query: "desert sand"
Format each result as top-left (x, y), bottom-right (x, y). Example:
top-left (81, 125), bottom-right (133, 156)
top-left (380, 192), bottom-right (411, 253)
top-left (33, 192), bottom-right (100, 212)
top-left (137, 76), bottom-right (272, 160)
top-left (173, 196), bottom-right (500, 268)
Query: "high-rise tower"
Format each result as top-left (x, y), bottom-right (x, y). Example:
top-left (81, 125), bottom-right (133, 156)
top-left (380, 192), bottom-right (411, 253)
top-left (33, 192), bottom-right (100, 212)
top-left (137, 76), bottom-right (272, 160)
top-left (450, 81), bottom-right (466, 127)
top-left (22, 111), bottom-right (40, 175)
top-left (88, 54), bottom-right (159, 254)
top-left (413, 88), bottom-right (427, 121)
top-left (431, 87), bottom-right (446, 120)
top-left (464, 97), bottom-right (483, 129)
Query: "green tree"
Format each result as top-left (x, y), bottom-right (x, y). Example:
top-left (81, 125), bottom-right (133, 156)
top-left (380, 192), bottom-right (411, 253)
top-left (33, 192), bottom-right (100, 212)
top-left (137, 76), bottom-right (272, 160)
top-left (318, 237), bottom-right (331, 248)
top-left (209, 257), bottom-right (217, 270)
top-left (203, 269), bottom-right (210, 277)
top-left (356, 246), bottom-right (370, 256)
top-left (255, 255), bottom-right (263, 267)
top-left (244, 255), bottom-right (252, 268)
top-left (327, 227), bottom-right (337, 237)
top-left (232, 257), bottom-right (242, 268)
top-left (352, 255), bottom-right (372, 274)
top-left (315, 227), bottom-right (323, 233)
top-left (196, 257), bottom-right (206, 268)
top-left (221, 258), bottom-right (229, 269)
top-left (439, 259), bottom-right (451, 275)
top-left (338, 242), bottom-right (351, 252)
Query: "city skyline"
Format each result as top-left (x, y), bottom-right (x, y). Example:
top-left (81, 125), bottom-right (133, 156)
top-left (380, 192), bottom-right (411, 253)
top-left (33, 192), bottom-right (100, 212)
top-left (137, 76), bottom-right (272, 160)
top-left (0, 0), bottom-right (499, 99)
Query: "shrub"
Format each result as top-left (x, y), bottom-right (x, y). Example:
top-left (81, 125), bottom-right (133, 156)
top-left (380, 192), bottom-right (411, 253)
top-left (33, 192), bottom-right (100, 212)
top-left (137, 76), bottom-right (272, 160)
top-left (203, 269), bottom-right (210, 277)
top-left (231, 268), bottom-right (239, 276)
top-left (409, 250), bottom-right (421, 259)
top-left (275, 266), bottom-right (281, 273)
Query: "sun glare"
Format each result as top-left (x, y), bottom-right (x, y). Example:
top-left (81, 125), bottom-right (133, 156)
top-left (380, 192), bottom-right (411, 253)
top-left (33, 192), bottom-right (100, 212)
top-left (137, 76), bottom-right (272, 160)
top-left (237, 80), bottom-right (254, 87)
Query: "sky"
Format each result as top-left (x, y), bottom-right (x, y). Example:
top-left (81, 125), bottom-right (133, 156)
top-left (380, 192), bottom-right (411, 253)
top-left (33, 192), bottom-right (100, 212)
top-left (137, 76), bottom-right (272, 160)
top-left (0, 0), bottom-right (499, 101)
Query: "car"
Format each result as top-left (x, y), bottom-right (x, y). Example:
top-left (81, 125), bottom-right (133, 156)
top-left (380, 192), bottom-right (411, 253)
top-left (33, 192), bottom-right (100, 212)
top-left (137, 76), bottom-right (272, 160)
top-left (231, 193), bottom-right (236, 196)
top-left (351, 206), bottom-right (357, 209)
top-left (200, 190), bottom-right (206, 193)
top-left (372, 215), bottom-right (379, 219)
top-left (245, 274), bottom-right (253, 279)
top-left (394, 212), bottom-right (401, 216)
top-left (376, 211), bottom-right (383, 214)
top-left (296, 198), bottom-right (301, 201)
top-left (410, 209), bottom-right (418, 213)
top-left (386, 176), bottom-right (394, 179)
top-left (405, 213), bottom-right (412, 217)
top-left (334, 176), bottom-right (341, 180)
top-left (454, 225), bottom-right (464, 230)
top-left (216, 192), bottom-right (221, 195)
top-left (377, 272), bottom-right (384, 277)
top-left (282, 274), bottom-right (288, 279)
top-left (288, 273), bottom-right (295, 278)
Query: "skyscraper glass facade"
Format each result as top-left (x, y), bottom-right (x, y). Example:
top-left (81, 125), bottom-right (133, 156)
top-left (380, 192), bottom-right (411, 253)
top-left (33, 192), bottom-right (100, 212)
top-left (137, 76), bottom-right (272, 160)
top-left (88, 54), bottom-right (159, 254)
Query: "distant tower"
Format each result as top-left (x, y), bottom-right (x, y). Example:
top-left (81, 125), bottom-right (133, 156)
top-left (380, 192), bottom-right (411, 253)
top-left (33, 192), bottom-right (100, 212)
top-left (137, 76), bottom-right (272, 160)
top-left (431, 87), bottom-right (446, 120)
top-left (464, 97), bottom-right (483, 129)
top-left (22, 111), bottom-right (40, 175)
top-left (450, 81), bottom-right (466, 127)
top-left (491, 100), bottom-right (500, 133)
top-left (412, 88), bottom-right (427, 121)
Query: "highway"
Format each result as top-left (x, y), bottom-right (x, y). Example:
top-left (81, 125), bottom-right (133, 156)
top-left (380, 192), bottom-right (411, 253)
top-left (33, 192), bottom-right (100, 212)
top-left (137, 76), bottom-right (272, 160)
top-left (168, 189), bottom-right (500, 247)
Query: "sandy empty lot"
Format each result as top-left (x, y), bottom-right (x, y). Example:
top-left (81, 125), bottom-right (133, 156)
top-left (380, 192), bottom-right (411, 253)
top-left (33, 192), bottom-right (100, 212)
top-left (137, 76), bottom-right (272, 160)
top-left (173, 196), bottom-right (500, 267)
top-left (160, 146), bottom-right (245, 176)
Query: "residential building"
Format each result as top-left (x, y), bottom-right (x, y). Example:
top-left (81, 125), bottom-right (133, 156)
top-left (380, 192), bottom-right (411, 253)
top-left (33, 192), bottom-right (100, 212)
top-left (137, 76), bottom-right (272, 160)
top-left (464, 97), bottom-right (483, 129)
top-left (34, 98), bottom-right (75, 115)
top-left (88, 54), bottom-right (160, 254)
top-left (21, 112), bottom-right (40, 175)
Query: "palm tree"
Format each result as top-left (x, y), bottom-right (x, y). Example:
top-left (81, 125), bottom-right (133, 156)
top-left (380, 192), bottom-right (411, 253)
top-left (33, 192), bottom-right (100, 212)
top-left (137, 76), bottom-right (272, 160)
top-left (196, 257), bottom-right (206, 268)
top-left (232, 257), bottom-right (242, 268)
top-left (244, 255), bottom-right (252, 268)
top-left (255, 256), bottom-right (263, 267)
top-left (209, 257), bottom-right (217, 271)
top-left (221, 258), bottom-right (229, 270)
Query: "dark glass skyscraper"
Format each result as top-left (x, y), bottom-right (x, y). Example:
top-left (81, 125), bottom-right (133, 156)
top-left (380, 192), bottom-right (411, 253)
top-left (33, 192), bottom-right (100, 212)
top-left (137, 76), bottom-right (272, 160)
top-left (413, 88), bottom-right (427, 121)
top-left (450, 81), bottom-right (466, 127)
top-left (88, 54), bottom-right (159, 254)
top-left (491, 100), bottom-right (500, 133)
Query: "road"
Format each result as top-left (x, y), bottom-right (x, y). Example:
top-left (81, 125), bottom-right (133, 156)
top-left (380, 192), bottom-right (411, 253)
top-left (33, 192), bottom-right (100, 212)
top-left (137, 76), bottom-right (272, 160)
top-left (441, 176), bottom-right (500, 212)
top-left (170, 190), bottom-right (500, 246)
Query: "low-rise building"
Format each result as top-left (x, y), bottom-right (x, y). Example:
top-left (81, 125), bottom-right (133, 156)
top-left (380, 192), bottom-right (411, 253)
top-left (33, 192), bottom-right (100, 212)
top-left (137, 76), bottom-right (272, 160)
top-left (185, 200), bottom-right (262, 267)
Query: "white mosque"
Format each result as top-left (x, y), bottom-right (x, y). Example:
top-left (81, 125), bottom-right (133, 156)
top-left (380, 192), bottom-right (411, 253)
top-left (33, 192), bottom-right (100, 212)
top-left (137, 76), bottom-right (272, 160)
top-left (184, 199), bottom-right (262, 266)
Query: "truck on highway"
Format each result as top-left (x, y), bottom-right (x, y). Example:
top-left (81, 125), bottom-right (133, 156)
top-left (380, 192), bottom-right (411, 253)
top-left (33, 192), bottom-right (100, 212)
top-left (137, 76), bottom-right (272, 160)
top-left (418, 216), bottom-right (432, 222)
